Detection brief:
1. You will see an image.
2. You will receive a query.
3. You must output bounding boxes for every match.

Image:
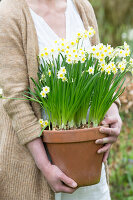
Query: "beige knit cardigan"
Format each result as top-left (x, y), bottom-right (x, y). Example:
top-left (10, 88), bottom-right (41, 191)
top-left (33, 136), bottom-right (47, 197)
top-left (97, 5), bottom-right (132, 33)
top-left (0, 0), bottom-right (102, 199)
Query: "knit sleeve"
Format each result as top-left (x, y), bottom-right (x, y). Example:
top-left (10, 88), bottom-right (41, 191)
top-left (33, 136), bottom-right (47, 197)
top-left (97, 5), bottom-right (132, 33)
top-left (85, 0), bottom-right (100, 45)
top-left (0, 2), bottom-right (41, 145)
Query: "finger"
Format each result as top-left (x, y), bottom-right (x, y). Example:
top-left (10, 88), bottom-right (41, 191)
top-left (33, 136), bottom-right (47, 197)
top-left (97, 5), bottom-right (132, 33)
top-left (59, 184), bottom-right (76, 194)
top-left (99, 127), bottom-right (119, 136)
top-left (103, 149), bottom-right (110, 162)
top-left (96, 136), bottom-right (117, 144)
top-left (97, 144), bottom-right (111, 154)
top-left (101, 116), bottom-right (118, 125)
top-left (60, 173), bottom-right (77, 188)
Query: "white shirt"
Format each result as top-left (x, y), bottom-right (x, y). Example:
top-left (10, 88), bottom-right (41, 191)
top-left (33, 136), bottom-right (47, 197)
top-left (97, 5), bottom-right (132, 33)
top-left (29, 0), bottom-right (111, 199)
top-left (29, 0), bottom-right (91, 50)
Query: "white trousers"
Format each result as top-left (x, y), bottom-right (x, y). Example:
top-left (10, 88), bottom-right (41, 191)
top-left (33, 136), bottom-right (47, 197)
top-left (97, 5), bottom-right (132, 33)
top-left (55, 163), bottom-right (111, 200)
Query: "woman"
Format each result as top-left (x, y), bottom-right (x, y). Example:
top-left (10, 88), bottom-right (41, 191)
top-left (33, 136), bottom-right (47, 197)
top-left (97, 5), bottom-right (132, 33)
top-left (0, 0), bottom-right (122, 199)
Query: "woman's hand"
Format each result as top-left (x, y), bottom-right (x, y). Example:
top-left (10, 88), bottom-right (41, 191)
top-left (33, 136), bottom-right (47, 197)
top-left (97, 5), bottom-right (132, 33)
top-left (95, 103), bottom-right (122, 162)
top-left (26, 138), bottom-right (77, 193)
top-left (42, 163), bottom-right (77, 193)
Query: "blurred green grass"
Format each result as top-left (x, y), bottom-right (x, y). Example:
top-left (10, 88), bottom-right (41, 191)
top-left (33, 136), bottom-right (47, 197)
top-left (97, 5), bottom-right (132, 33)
top-left (108, 39), bottom-right (133, 199)
top-left (109, 111), bottom-right (133, 199)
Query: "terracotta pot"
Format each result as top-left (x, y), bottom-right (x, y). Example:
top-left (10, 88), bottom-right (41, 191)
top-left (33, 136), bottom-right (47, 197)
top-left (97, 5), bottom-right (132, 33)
top-left (43, 127), bottom-right (105, 187)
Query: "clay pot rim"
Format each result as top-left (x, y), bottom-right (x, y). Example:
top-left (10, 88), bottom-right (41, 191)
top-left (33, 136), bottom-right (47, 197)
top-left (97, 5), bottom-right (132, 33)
top-left (43, 126), bottom-right (102, 134)
top-left (43, 126), bottom-right (105, 144)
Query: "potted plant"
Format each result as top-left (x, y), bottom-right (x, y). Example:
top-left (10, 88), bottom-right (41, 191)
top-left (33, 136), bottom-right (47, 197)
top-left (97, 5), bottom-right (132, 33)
top-left (2, 27), bottom-right (132, 187)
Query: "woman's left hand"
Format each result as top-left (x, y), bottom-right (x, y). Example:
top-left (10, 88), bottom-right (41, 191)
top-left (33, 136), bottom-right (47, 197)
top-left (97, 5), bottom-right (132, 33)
top-left (95, 103), bottom-right (122, 162)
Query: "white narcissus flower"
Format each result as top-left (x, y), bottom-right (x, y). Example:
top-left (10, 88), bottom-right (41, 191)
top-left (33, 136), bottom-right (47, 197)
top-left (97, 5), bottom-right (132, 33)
top-left (62, 76), bottom-right (67, 82)
top-left (110, 62), bottom-right (118, 74)
top-left (41, 120), bottom-right (49, 128)
top-left (107, 44), bottom-right (112, 50)
top-left (73, 53), bottom-right (80, 63)
top-left (54, 40), bottom-right (58, 44)
top-left (40, 91), bottom-right (46, 98)
top-left (57, 67), bottom-right (68, 81)
top-left (107, 63), bottom-right (112, 70)
top-left (50, 48), bottom-right (55, 53)
top-left (44, 51), bottom-right (49, 57)
top-left (91, 44), bottom-right (106, 59)
top-left (123, 43), bottom-right (131, 57)
top-left (95, 51), bottom-right (100, 58)
top-left (91, 46), bottom-right (97, 53)
top-left (130, 58), bottom-right (133, 65)
top-left (112, 66), bottom-right (118, 74)
top-left (103, 46), bottom-right (108, 55)
top-left (118, 61), bottom-right (126, 72)
top-left (40, 53), bottom-right (44, 57)
top-left (43, 86), bottom-right (50, 94)
top-left (106, 69), bottom-right (111, 75)
top-left (103, 45), bottom-right (114, 58)
top-left (69, 40), bottom-right (76, 48)
top-left (39, 119), bottom-right (44, 124)
top-left (99, 62), bottom-right (106, 72)
top-left (98, 43), bottom-right (104, 51)
top-left (83, 31), bottom-right (88, 39)
top-left (100, 52), bottom-right (106, 59)
top-left (60, 67), bottom-right (66, 75)
top-left (41, 123), bottom-right (45, 128)
top-left (109, 62), bottom-right (116, 70)
top-left (99, 58), bottom-right (104, 63)
top-left (124, 50), bottom-right (130, 57)
top-left (39, 119), bottom-right (49, 128)
top-left (77, 32), bottom-right (83, 38)
top-left (80, 56), bottom-right (86, 63)
top-left (66, 57), bottom-right (73, 64)
top-left (87, 26), bottom-right (95, 38)
top-left (118, 49), bottom-right (129, 58)
top-left (105, 65), bottom-right (111, 75)
top-left (57, 71), bottom-right (64, 79)
top-left (48, 70), bottom-right (51, 77)
top-left (120, 66), bottom-right (125, 73)
top-left (118, 62), bottom-right (123, 69)
top-left (79, 49), bottom-right (85, 57)
top-left (44, 120), bottom-right (48, 126)
top-left (88, 67), bottom-right (94, 74)
top-left (40, 48), bottom-right (52, 60)
top-left (65, 49), bottom-right (70, 54)
top-left (41, 74), bottom-right (45, 80)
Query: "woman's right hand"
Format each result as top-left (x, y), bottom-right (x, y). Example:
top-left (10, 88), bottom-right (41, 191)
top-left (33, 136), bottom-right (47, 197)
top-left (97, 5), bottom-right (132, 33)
top-left (26, 137), bottom-right (77, 193)
top-left (41, 163), bottom-right (77, 193)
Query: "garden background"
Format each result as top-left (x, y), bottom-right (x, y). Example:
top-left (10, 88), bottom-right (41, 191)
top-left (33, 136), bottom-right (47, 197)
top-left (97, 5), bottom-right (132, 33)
top-left (0, 0), bottom-right (132, 199)
top-left (90, 0), bottom-right (133, 199)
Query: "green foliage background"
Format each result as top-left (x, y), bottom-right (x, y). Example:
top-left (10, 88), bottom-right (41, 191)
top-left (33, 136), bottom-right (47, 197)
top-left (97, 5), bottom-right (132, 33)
top-left (90, 0), bottom-right (133, 199)
top-left (90, 0), bottom-right (133, 46)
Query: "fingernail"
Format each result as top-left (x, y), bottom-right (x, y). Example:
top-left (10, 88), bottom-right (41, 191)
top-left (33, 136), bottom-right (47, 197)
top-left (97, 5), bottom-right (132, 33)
top-left (102, 121), bottom-right (106, 125)
top-left (98, 150), bottom-right (101, 154)
top-left (95, 140), bottom-right (99, 144)
top-left (100, 128), bottom-right (104, 133)
top-left (72, 182), bottom-right (77, 188)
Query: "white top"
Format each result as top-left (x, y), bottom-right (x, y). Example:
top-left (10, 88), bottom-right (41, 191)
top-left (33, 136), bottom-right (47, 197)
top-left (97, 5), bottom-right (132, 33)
top-left (29, 0), bottom-right (111, 199)
top-left (29, 0), bottom-right (91, 50)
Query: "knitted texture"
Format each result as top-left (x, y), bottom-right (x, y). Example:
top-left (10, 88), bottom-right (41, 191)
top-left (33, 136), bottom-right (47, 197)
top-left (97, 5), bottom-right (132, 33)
top-left (0, 0), bottom-right (107, 199)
